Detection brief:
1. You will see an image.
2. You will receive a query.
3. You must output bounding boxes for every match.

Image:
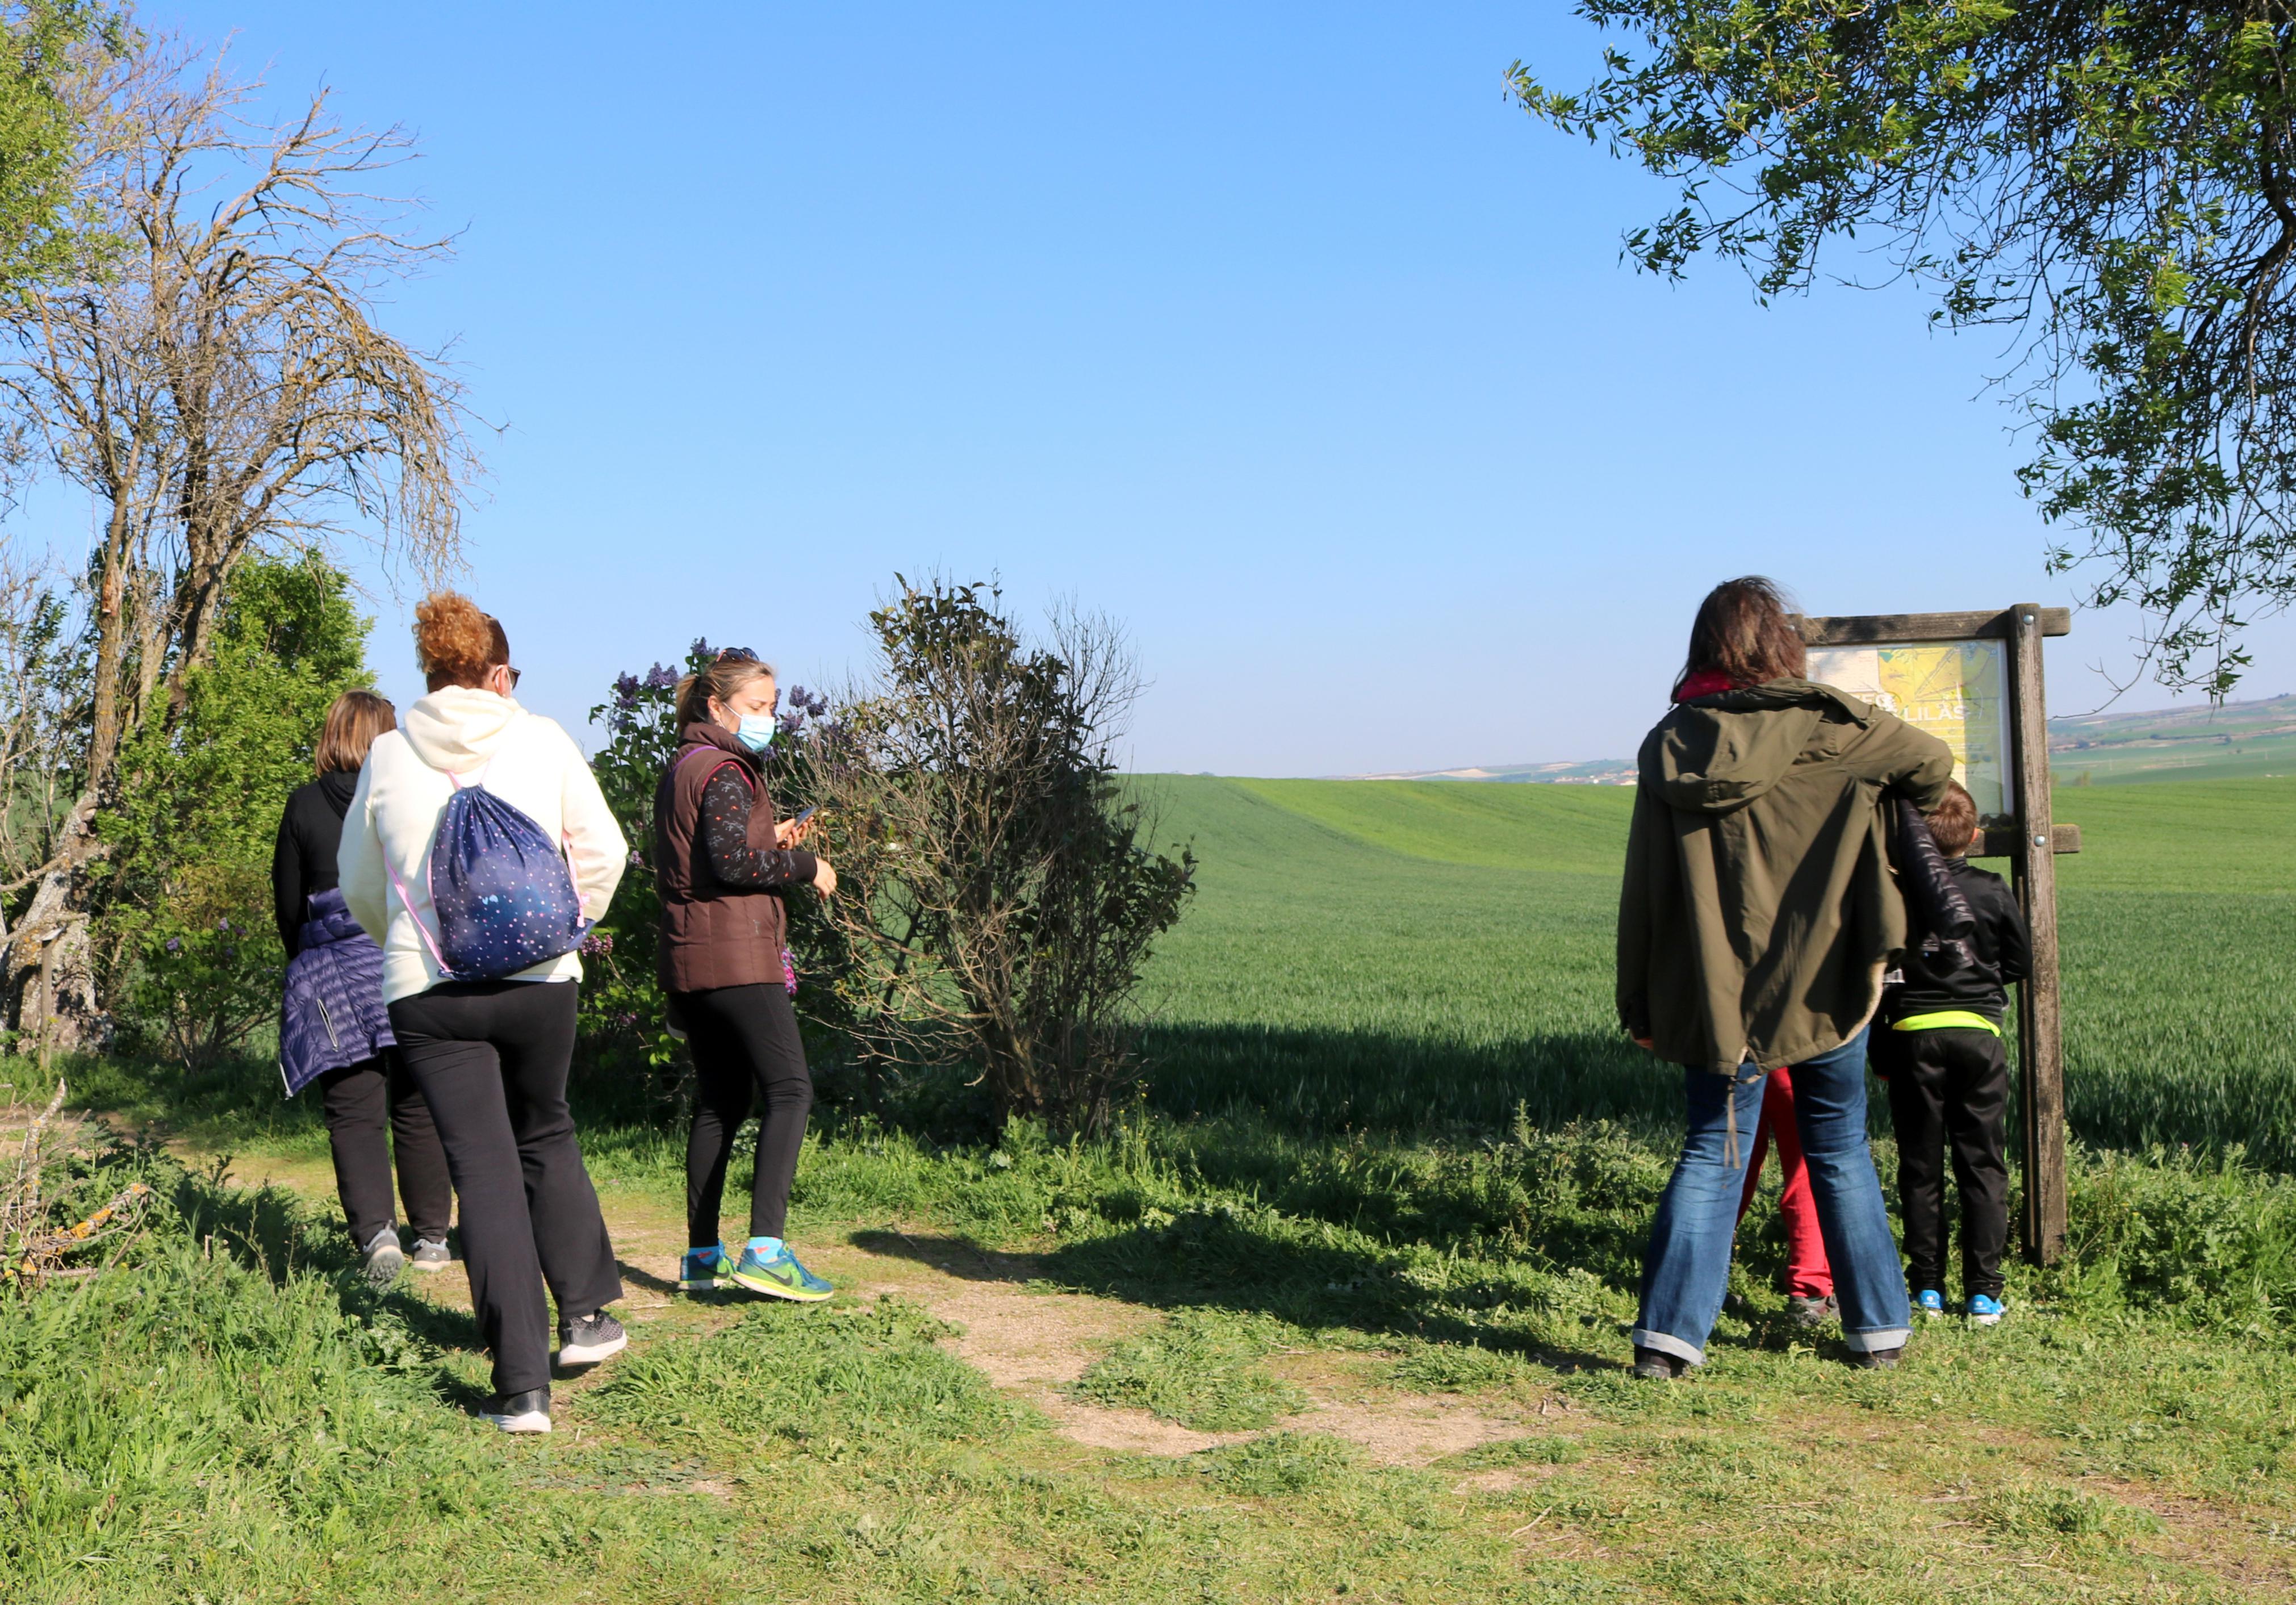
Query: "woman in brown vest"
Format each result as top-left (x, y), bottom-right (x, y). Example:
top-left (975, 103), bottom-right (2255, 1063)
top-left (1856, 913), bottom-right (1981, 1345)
top-left (656, 649), bottom-right (839, 1301)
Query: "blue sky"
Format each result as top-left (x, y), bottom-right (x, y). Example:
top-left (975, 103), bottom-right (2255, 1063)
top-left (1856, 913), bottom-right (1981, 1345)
top-left (102, 2), bottom-right (2296, 772)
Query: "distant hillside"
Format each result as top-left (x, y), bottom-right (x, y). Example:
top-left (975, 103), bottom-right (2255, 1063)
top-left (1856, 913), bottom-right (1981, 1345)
top-left (1356, 692), bottom-right (2296, 788)
top-left (2051, 692), bottom-right (2296, 785)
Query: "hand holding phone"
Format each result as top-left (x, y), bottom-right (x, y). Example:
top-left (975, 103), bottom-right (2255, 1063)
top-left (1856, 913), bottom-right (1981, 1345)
top-left (776, 805), bottom-right (819, 849)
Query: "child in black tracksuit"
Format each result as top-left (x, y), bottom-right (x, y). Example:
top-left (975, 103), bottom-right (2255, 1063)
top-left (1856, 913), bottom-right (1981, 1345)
top-left (1874, 779), bottom-right (2031, 1324)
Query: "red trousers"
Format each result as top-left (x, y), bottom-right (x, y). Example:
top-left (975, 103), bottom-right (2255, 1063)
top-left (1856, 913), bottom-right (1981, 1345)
top-left (1734, 1065), bottom-right (1835, 1299)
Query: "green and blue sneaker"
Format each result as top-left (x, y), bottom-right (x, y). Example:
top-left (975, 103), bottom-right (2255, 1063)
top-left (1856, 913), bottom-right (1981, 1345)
top-left (1914, 1288), bottom-right (1946, 1317)
top-left (1965, 1293), bottom-right (2005, 1326)
top-left (679, 1244), bottom-right (733, 1293)
top-left (729, 1238), bottom-right (833, 1302)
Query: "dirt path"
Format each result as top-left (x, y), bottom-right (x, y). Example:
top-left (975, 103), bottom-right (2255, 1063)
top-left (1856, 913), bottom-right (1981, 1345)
top-left (207, 1147), bottom-right (1539, 1468)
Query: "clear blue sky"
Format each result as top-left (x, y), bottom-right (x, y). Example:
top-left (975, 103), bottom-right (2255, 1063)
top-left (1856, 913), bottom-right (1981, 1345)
top-left (121, 2), bottom-right (2296, 772)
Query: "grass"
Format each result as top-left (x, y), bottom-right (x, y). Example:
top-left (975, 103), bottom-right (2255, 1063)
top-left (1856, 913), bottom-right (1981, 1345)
top-left (1070, 1307), bottom-right (1309, 1431)
top-left (6, 773), bottom-right (2295, 1600)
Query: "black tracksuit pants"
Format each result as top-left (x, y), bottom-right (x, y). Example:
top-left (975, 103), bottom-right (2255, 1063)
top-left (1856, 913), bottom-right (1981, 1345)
top-left (317, 1051), bottom-right (453, 1249)
top-left (676, 983), bottom-right (813, 1246)
top-left (1875, 1026), bottom-right (2010, 1301)
top-left (388, 980), bottom-right (623, 1396)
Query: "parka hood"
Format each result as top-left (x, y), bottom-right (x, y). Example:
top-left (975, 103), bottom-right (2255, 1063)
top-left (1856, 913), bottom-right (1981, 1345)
top-left (403, 686), bottom-right (528, 776)
top-left (1642, 678), bottom-right (1877, 814)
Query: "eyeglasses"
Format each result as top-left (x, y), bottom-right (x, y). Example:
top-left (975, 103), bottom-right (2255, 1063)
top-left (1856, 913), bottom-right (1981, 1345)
top-left (505, 666), bottom-right (522, 689)
top-left (717, 647), bottom-right (759, 664)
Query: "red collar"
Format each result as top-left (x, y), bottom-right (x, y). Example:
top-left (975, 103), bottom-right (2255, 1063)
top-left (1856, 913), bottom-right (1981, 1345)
top-left (1672, 668), bottom-right (1741, 703)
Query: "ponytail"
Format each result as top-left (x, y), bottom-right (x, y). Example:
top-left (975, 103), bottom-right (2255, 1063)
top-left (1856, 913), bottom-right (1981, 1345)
top-left (676, 650), bottom-right (775, 730)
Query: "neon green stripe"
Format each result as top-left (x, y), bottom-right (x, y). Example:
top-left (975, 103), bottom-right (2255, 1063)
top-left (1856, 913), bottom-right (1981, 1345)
top-left (1891, 1010), bottom-right (2002, 1037)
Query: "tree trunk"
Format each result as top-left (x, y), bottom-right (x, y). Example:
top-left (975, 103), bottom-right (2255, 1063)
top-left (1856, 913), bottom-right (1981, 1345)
top-left (2, 796), bottom-right (110, 1056)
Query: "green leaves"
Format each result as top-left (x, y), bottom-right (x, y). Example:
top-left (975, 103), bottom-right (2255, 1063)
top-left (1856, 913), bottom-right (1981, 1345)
top-left (1520, 2), bottom-right (2296, 692)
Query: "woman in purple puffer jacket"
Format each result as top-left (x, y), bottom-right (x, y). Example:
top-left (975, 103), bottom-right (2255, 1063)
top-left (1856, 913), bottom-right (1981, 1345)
top-left (274, 689), bottom-right (452, 1284)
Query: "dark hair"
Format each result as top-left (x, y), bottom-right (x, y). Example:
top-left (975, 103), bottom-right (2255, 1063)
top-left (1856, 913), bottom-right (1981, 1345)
top-left (1675, 576), bottom-right (1808, 695)
top-left (1924, 779), bottom-right (1979, 858)
top-left (675, 650), bottom-right (776, 730)
top-left (414, 591), bottom-right (511, 691)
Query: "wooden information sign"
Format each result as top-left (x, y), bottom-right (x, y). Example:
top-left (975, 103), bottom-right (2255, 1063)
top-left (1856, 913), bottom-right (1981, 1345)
top-left (1799, 605), bottom-right (2075, 1264)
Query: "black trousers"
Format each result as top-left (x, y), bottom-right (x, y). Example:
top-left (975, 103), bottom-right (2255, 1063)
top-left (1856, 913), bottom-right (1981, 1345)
top-left (676, 983), bottom-right (813, 1245)
top-left (1876, 1026), bottom-right (2010, 1300)
top-left (388, 980), bottom-right (622, 1395)
top-left (317, 1052), bottom-right (452, 1248)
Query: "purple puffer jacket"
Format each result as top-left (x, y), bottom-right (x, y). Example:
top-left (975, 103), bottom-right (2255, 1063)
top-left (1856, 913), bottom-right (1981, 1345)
top-left (279, 887), bottom-right (396, 1095)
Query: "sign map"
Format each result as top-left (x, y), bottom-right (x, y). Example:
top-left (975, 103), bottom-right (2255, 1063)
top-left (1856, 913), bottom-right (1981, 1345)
top-left (1808, 640), bottom-right (2011, 824)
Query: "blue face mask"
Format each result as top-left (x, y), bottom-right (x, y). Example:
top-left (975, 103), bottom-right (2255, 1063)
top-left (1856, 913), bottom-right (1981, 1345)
top-left (734, 712), bottom-right (776, 753)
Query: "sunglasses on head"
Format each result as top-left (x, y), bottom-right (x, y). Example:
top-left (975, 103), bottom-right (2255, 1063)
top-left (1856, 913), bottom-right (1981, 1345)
top-left (717, 647), bottom-right (760, 664)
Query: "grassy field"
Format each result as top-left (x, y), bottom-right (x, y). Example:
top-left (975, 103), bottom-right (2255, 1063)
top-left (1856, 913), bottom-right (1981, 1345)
top-left (5, 775), bottom-right (2294, 1603)
top-left (1140, 773), bottom-right (2296, 1167)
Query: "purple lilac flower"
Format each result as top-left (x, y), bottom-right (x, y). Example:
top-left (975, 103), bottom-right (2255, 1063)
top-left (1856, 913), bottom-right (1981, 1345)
top-left (628, 849), bottom-right (645, 868)
top-left (165, 937), bottom-right (181, 955)
top-left (643, 662), bottom-right (677, 691)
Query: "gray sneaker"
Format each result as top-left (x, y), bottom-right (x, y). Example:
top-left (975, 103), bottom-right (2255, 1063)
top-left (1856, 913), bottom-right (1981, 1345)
top-left (557, 1310), bottom-right (627, 1370)
top-left (407, 1236), bottom-right (451, 1272)
top-left (360, 1226), bottom-right (404, 1285)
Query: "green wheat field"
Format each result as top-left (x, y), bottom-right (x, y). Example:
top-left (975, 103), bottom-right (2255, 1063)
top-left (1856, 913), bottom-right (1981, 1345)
top-left (5, 775), bottom-right (2293, 1603)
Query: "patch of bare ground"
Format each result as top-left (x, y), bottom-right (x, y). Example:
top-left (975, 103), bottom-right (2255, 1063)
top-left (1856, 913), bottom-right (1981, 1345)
top-left (827, 1226), bottom-right (1536, 1464)
top-left (1263, 1351), bottom-right (1533, 1466)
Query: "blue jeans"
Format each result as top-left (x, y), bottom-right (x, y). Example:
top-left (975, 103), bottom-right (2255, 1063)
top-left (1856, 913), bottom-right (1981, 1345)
top-left (1633, 1028), bottom-right (1910, 1365)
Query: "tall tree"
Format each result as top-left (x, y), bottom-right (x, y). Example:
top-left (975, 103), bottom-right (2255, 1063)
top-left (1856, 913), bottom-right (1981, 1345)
top-left (1516, 3), bottom-right (2296, 693)
top-left (0, 33), bottom-right (472, 1049)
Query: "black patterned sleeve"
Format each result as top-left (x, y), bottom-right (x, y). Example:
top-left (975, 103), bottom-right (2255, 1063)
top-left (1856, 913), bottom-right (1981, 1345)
top-left (700, 763), bottom-right (818, 891)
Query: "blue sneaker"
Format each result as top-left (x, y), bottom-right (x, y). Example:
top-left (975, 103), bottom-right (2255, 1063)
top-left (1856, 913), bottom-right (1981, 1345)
top-left (729, 1240), bottom-right (834, 1302)
top-left (1914, 1288), bottom-right (1946, 1316)
top-left (1965, 1293), bottom-right (2005, 1326)
top-left (679, 1244), bottom-right (733, 1293)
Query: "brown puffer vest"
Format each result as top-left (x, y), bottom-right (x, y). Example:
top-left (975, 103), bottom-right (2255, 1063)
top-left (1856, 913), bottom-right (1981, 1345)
top-left (655, 721), bottom-right (787, 993)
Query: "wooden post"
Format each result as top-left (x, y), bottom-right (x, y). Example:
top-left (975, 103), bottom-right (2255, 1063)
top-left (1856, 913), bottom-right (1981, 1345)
top-left (1797, 604), bottom-right (2075, 1266)
top-left (2006, 604), bottom-right (2067, 1264)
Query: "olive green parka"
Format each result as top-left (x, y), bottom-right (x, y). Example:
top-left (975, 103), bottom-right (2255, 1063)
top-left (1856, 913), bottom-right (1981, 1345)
top-left (1617, 679), bottom-right (1955, 1075)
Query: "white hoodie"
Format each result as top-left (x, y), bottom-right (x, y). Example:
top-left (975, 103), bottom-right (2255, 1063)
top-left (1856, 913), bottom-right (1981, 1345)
top-left (340, 687), bottom-right (628, 1004)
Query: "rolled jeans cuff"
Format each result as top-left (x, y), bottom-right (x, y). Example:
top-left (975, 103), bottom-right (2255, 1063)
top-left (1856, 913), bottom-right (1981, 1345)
top-left (1842, 1326), bottom-right (1911, 1353)
top-left (1629, 1328), bottom-right (1705, 1367)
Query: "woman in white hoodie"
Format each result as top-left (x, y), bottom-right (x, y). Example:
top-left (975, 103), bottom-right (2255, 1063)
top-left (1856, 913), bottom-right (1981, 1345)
top-left (340, 593), bottom-right (629, 1433)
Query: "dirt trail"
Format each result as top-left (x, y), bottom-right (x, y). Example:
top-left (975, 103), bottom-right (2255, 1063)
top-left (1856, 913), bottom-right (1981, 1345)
top-left (210, 1150), bottom-right (1539, 1466)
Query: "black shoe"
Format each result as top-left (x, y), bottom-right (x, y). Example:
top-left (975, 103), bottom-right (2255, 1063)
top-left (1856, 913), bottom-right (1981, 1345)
top-left (1632, 1345), bottom-right (1688, 1380)
top-left (359, 1226), bottom-right (404, 1286)
top-left (1786, 1294), bottom-right (1838, 1329)
top-left (557, 1310), bottom-right (628, 1370)
top-left (481, 1387), bottom-right (551, 1433)
top-left (1849, 1345), bottom-right (1904, 1370)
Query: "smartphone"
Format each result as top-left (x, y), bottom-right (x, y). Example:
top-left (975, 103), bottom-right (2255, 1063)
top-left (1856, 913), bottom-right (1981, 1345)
top-left (791, 805), bottom-right (818, 828)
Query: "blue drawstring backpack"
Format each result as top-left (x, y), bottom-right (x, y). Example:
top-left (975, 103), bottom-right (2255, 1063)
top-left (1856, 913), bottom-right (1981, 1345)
top-left (389, 767), bottom-right (592, 981)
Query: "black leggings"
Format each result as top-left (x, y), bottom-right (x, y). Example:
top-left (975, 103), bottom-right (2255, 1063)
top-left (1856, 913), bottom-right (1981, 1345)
top-left (677, 983), bottom-right (813, 1245)
top-left (388, 980), bottom-right (622, 1397)
top-left (317, 1051), bottom-right (452, 1248)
